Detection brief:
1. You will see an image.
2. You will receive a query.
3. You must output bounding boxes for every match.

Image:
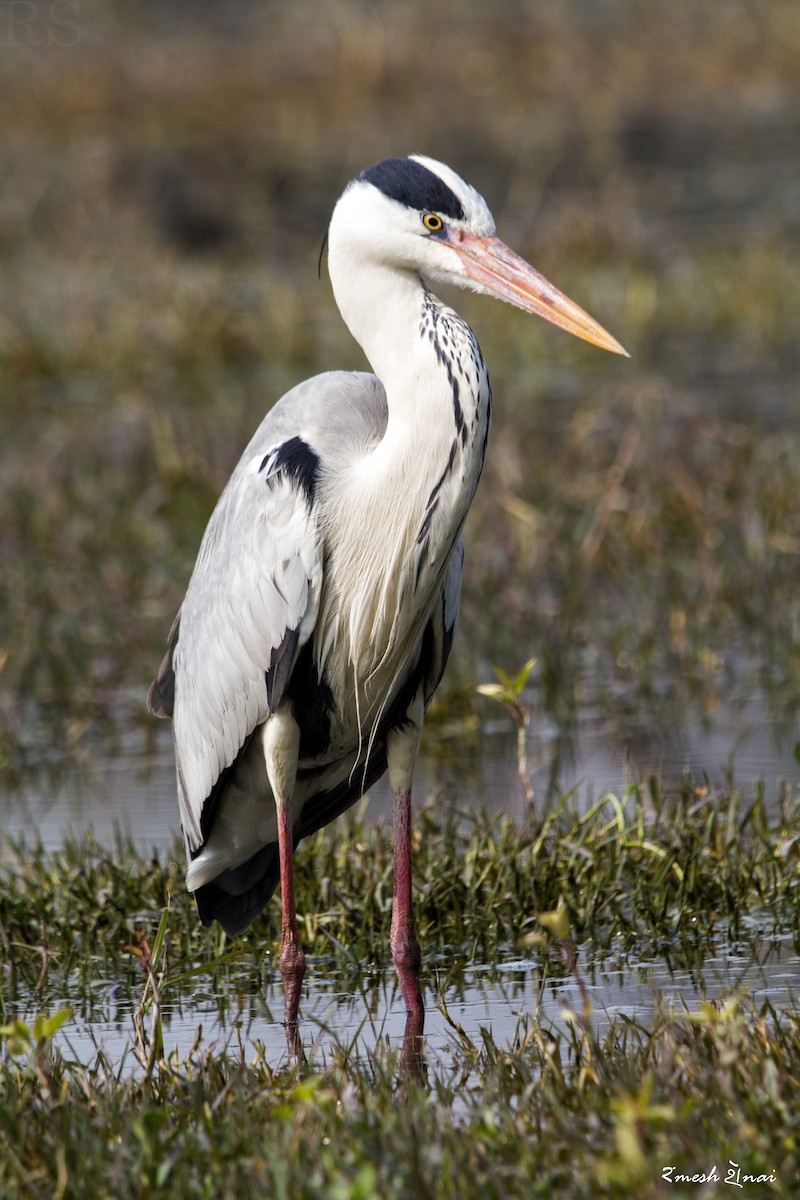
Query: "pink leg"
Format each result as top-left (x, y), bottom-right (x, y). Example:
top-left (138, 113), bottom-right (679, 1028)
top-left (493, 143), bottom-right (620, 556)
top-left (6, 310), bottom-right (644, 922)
top-left (277, 799), bottom-right (305, 1031)
top-left (400, 1008), bottom-right (426, 1082)
top-left (390, 788), bottom-right (424, 1018)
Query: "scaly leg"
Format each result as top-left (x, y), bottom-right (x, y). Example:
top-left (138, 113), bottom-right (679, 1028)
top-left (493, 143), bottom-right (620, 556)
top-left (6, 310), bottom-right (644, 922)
top-left (387, 690), bottom-right (425, 1020)
top-left (276, 794), bottom-right (305, 1028)
top-left (391, 785), bottom-right (423, 1017)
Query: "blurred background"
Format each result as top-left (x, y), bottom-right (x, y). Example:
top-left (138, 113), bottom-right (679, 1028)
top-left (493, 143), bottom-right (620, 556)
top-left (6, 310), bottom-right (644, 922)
top-left (1, 0), bottom-right (798, 845)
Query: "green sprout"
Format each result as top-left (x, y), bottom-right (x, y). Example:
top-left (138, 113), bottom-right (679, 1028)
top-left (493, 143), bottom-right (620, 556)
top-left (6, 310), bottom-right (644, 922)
top-left (476, 657), bottom-right (537, 820)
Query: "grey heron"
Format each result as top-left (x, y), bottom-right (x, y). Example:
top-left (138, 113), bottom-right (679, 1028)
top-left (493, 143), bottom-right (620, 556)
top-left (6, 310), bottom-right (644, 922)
top-left (148, 155), bottom-right (626, 1039)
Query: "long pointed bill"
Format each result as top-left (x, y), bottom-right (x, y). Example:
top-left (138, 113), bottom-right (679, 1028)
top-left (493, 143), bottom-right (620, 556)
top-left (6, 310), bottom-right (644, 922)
top-left (450, 230), bottom-right (629, 357)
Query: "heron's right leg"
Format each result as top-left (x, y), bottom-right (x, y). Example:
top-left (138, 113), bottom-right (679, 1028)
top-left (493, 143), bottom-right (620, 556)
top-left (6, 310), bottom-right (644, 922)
top-left (387, 690), bottom-right (425, 1021)
top-left (263, 710), bottom-right (304, 1030)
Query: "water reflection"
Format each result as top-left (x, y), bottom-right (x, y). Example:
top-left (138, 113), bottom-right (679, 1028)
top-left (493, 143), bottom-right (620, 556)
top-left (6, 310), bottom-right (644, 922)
top-left (28, 933), bottom-right (800, 1076)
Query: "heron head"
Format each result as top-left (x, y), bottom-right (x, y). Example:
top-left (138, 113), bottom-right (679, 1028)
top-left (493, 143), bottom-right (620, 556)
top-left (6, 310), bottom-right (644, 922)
top-left (329, 155), bottom-right (627, 357)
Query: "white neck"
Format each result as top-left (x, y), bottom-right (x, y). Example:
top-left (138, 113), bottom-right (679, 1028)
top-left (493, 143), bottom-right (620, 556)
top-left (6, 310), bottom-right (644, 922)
top-left (329, 239), bottom-right (487, 444)
top-left (320, 222), bottom-right (491, 713)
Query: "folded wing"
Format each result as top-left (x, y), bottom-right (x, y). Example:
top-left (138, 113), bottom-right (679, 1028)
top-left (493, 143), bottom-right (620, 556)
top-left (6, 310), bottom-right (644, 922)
top-left (148, 435), bottom-right (324, 854)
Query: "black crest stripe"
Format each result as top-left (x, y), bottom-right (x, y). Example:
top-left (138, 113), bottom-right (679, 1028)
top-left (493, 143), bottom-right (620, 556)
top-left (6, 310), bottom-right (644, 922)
top-left (360, 158), bottom-right (466, 221)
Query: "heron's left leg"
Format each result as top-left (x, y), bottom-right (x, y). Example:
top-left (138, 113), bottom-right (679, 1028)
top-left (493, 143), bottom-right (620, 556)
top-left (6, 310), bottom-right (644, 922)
top-left (263, 710), bottom-right (304, 1030)
top-left (387, 689), bottom-right (425, 1019)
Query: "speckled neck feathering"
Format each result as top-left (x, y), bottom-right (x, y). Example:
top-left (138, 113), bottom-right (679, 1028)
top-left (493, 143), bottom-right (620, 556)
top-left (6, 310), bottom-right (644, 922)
top-left (148, 153), bottom-right (626, 1038)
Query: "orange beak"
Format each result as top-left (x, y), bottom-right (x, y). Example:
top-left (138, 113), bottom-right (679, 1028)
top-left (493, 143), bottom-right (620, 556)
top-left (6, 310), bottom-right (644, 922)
top-left (450, 229), bottom-right (629, 357)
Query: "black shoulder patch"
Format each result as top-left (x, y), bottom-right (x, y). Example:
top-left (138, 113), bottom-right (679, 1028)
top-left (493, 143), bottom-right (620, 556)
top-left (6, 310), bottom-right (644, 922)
top-left (259, 436), bottom-right (319, 505)
top-left (360, 158), bottom-right (466, 221)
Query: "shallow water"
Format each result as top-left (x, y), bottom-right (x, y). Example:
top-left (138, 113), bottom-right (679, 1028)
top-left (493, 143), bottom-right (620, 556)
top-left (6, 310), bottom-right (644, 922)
top-left (2, 670), bottom-right (797, 1076)
top-left (2, 674), bottom-right (797, 855)
top-left (22, 932), bottom-right (800, 1075)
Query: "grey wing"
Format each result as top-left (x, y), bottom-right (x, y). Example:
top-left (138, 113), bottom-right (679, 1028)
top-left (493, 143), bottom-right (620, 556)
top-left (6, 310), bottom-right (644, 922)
top-left (149, 434), bottom-right (324, 853)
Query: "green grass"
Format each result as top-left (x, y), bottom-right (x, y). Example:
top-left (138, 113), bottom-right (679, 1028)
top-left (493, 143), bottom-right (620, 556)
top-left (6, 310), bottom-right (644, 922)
top-left (1, 789), bottom-right (800, 1198)
top-left (2, 785), bottom-right (799, 1007)
top-left (2, 996), bottom-right (799, 1199)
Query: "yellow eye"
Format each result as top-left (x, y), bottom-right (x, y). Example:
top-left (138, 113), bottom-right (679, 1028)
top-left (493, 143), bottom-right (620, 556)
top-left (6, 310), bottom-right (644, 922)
top-left (422, 212), bottom-right (444, 233)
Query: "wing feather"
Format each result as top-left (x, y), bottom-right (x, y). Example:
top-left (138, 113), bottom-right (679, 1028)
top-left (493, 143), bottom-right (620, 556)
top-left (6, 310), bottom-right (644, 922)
top-left (150, 370), bottom-right (388, 862)
top-left (157, 437), bottom-right (324, 852)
